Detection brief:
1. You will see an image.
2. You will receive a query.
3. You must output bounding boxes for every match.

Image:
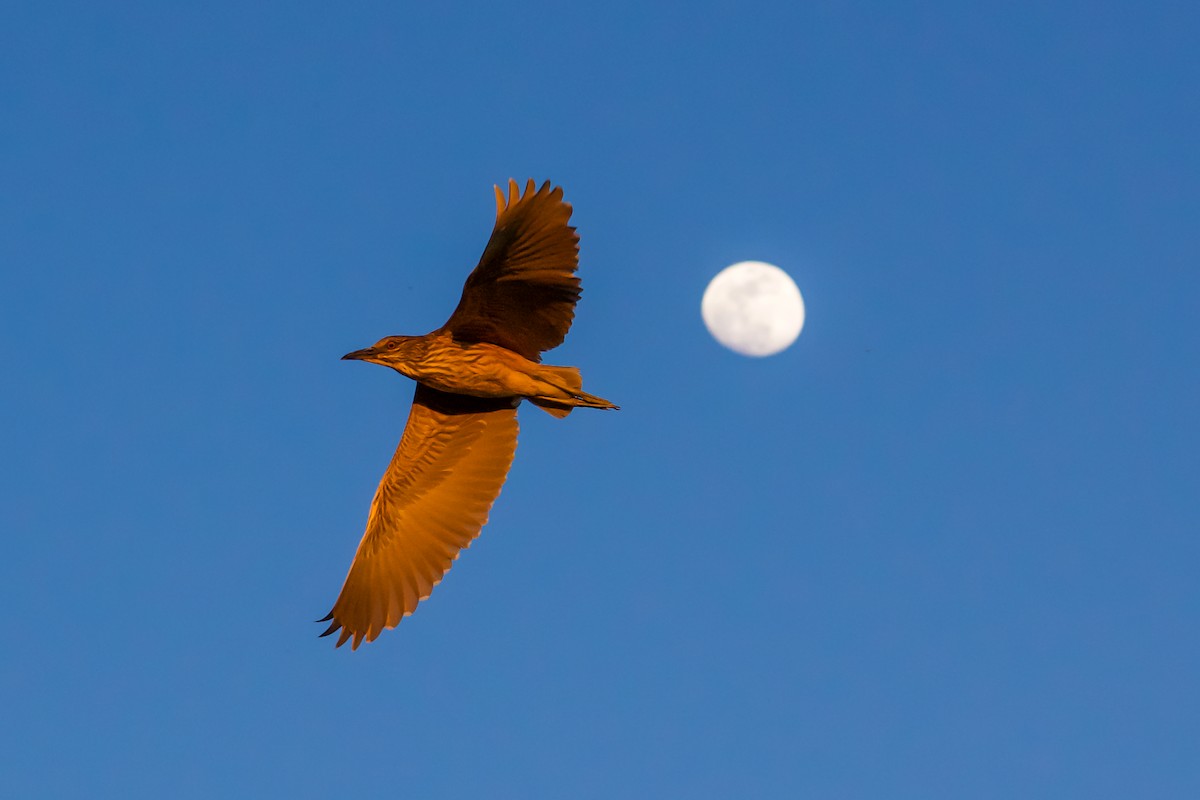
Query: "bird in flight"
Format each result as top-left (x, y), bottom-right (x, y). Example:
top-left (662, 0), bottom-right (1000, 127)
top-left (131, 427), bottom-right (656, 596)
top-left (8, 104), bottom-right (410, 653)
top-left (320, 179), bottom-right (617, 649)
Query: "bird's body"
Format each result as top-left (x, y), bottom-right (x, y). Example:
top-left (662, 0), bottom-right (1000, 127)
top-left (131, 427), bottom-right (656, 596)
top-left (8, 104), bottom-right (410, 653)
top-left (320, 179), bottom-right (616, 649)
top-left (345, 330), bottom-right (614, 415)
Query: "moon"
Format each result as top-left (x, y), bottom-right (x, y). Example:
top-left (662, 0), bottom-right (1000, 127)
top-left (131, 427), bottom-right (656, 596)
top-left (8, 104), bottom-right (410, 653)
top-left (702, 261), bottom-right (805, 356)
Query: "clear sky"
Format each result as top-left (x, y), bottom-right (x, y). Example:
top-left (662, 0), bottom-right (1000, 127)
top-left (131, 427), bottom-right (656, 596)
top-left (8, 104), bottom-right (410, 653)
top-left (3, 2), bottom-right (1198, 797)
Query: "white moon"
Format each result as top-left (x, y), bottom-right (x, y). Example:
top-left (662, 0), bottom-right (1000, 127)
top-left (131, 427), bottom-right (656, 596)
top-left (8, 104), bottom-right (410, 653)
top-left (702, 261), bottom-right (805, 356)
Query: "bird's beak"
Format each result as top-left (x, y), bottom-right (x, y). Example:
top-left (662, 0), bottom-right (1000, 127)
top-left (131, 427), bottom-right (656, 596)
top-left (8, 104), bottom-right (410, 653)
top-left (341, 347), bottom-right (377, 362)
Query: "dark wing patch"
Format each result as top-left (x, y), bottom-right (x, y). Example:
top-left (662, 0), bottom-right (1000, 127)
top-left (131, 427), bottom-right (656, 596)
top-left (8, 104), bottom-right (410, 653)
top-left (319, 385), bottom-right (519, 649)
top-left (442, 179), bottom-right (581, 361)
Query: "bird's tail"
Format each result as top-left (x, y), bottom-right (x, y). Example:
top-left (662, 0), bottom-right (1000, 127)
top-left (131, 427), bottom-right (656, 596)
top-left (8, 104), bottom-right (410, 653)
top-left (528, 365), bottom-right (619, 418)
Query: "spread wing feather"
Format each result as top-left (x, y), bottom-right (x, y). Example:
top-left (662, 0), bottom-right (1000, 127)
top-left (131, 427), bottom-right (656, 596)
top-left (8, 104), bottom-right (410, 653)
top-left (320, 385), bottom-right (519, 649)
top-left (442, 179), bottom-right (580, 361)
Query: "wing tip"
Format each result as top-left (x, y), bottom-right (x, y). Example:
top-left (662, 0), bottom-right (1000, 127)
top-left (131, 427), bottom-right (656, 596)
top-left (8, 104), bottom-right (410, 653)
top-left (316, 611), bottom-right (361, 649)
top-left (493, 178), bottom-right (568, 218)
top-left (318, 614), bottom-right (342, 640)
top-left (317, 609), bottom-right (409, 650)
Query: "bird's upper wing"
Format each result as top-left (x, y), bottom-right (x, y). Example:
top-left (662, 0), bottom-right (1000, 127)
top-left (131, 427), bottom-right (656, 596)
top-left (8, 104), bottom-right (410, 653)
top-left (441, 179), bottom-right (581, 361)
top-left (320, 385), bottom-right (519, 649)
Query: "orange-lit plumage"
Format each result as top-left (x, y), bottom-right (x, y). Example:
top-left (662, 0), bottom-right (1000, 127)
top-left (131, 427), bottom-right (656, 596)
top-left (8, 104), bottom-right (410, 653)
top-left (320, 180), bottom-right (617, 649)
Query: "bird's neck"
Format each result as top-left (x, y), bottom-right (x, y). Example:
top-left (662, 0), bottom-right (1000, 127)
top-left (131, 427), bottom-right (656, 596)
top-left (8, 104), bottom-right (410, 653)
top-left (383, 334), bottom-right (433, 379)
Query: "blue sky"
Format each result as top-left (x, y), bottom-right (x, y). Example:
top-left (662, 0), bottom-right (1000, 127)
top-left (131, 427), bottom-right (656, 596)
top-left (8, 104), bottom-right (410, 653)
top-left (2, 1), bottom-right (1198, 797)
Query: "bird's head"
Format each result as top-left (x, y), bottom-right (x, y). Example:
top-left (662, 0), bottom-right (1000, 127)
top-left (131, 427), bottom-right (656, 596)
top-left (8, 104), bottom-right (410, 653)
top-left (342, 335), bottom-right (424, 373)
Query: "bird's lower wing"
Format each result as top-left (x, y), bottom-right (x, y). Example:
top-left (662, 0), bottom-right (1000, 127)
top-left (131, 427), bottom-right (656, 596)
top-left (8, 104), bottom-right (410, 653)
top-left (320, 386), bottom-right (519, 649)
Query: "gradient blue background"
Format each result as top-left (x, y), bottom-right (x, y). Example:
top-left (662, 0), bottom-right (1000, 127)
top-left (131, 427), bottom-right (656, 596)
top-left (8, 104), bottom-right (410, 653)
top-left (3, 2), bottom-right (1197, 797)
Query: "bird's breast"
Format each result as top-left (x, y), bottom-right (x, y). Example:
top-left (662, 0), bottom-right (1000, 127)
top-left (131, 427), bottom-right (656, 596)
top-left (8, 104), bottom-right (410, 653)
top-left (408, 338), bottom-right (539, 399)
